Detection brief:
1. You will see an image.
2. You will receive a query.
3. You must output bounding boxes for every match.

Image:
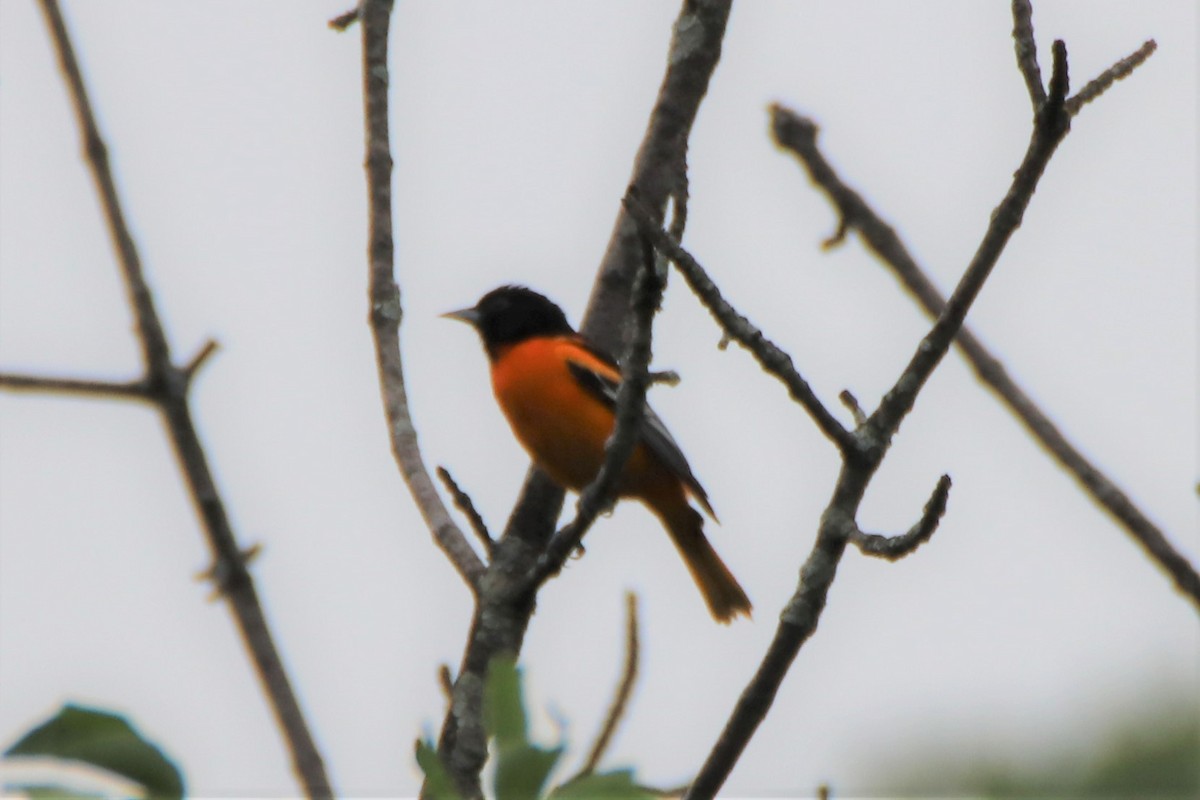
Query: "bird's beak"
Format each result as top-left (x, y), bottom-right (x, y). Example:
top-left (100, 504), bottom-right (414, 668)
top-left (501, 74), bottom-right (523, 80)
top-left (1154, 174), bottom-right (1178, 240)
top-left (442, 306), bottom-right (481, 327)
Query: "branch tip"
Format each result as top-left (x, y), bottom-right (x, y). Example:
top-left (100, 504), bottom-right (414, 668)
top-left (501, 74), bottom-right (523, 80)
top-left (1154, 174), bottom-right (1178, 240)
top-left (1011, 0), bottom-right (1046, 109)
top-left (768, 102), bottom-right (818, 149)
top-left (571, 592), bottom-right (641, 781)
top-left (838, 390), bottom-right (867, 427)
top-left (851, 474), bottom-right (952, 561)
top-left (649, 369), bottom-right (681, 387)
top-left (328, 8), bottom-right (359, 30)
top-left (184, 338), bottom-right (220, 379)
top-left (821, 217), bottom-right (850, 250)
top-left (437, 466), bottom-right (494, 557)
top-left (1048, 39), bottom-right (1070, 103)
top-left (438, 664), bottom-right (454, 704)
top-left (1066, 39), bottom-right (1157, 116)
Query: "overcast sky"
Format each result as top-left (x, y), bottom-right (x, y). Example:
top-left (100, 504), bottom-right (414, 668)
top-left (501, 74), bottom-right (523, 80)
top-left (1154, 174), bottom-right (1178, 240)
top-left (1, 1), bottom-right (1196, 797)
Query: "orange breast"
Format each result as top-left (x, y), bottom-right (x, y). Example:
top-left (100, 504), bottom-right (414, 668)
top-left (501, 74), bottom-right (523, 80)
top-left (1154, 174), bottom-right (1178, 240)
top-left (490, 337), bottom-right (671, 501)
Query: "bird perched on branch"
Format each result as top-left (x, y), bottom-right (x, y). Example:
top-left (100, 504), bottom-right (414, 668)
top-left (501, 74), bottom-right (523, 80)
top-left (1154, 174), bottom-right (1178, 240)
top-left (445, 285), bottom-right (751, 623)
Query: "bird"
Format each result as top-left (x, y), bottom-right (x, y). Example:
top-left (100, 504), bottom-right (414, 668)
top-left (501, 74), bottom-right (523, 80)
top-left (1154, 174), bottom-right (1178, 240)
top-left (444, 285), bottom-right (751, 623)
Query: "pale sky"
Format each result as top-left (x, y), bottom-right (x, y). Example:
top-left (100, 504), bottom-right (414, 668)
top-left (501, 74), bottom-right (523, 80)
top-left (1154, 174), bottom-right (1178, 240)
top-left (1, 1), bottom-right (1196, 797)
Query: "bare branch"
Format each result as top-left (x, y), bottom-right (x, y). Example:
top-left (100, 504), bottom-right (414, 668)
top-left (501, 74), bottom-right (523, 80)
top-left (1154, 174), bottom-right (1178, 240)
top-left (770, 102), bottom-right (1199, 611)
top-left (689, 15), bottom-right (1154, 793)
top-left (0, 372), bottom-right (150, 402)
top-left (437, 466), bottom-right (494, 557)
top-left (571, 592), bottom-right (641, 781)
top-left (33, 3), bottom-right (335, 795)
top-left (850, 475), bottom-right (952, 561)
top-left (2, 341), bottom-right (219, 402)
top-left (1067, 39), bottom-right (1156, 116)
top-left (623, 192), bottom-right (858, 457)
top-left (1012, 0), bottom-right (1046, 110)
top-left (529, 217), bottom-right (664, 588)
top-left (581, 0), bottom-right (732, 351)
top-left (867, 46), bottom-right (1071, 446)
top-left (36, 6), bottom-right (169, 375)
top-left (686, 502), bottom-right (849, 800)
top-left (359, 0), bottom-right (485, 593)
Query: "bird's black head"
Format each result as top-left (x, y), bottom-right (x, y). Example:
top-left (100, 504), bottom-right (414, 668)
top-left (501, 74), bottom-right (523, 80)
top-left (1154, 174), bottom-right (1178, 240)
top-left (444, 285), bottom-right (575, 360)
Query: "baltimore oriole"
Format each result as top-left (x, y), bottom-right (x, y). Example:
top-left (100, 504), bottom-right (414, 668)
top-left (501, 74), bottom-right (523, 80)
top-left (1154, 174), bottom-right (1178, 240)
top-left (445, 285), bottom-right (751, 623)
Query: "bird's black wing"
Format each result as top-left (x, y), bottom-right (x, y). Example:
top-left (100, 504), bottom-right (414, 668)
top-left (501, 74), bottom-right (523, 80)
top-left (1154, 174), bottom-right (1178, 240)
top-left (566, 348), bottom-right (716, 520)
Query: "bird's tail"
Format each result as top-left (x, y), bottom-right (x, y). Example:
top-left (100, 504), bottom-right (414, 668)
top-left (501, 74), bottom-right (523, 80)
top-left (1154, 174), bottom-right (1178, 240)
top-left (657, 501), bottom-right (752, 624)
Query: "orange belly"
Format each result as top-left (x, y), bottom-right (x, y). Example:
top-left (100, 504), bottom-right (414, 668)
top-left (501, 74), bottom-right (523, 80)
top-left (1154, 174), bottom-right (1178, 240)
top-left (491, 337), bottom-right (670, 502)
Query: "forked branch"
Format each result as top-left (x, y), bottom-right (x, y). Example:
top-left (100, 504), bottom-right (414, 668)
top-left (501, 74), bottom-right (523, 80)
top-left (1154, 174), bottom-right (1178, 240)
top-left (677, 11), bottom-right (1153, 794)
top-left (11, 2), bottom-right (336, 797)
top-left (768, 45), bottom-right (1195, 610)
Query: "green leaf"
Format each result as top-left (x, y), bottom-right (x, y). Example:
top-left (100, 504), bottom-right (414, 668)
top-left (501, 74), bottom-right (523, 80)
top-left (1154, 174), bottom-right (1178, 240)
top-left (4, 785), bottom-right (107, 800)
top-left (415, 739), bottom-right (462, 800)
top-left (484, 657), bottom-right (566, 799)
top-left (551, 768), bottom-right (656, 800)
top-left (493, 742), bottom-right (563, 800)
top-left (484, 656), bottom-right (527, 748)
top-left (4, 704), bottom-right (183, 800)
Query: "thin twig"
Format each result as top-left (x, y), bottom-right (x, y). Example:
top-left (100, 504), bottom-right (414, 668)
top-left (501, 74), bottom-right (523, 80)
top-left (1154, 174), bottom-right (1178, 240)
top-left (837, 390), bottom-right (866, 428)
top-left (437, 466), bottom-right (494, 557)
top-left (359, 0), bottom-right (485, 593)
top-left (438, 665), bottom-right (455, 705)
top-left (0, 372), bottom-right (150, 401)
top-left (1066, 39), bottom-right (1156, 116)
top-left (1011, 0), bottom-right (1046, 110)
top-left (868, 38), bottom-right (1070, 445)
top-left (769, 80), bottom-right (1197, 608)
top-left (649, 369), bottom-right (681, 387)
top-left (623, 193), bottom-right (858, 457)
top-left (183, 338), bottom-right (220, 381)
top-left (850, 475), bottom-right (952, 561)
top-left (328, 8), bottom-right (359, 30)
top-left (578, 592), bottom-right (641, 779)
top-left (32, 2), bottom-right (334, 797)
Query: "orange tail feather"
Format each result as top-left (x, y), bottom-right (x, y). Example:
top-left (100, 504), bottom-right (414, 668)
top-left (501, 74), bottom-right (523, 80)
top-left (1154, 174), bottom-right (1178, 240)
top-left (656, 501), bottom-right (752, 624)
